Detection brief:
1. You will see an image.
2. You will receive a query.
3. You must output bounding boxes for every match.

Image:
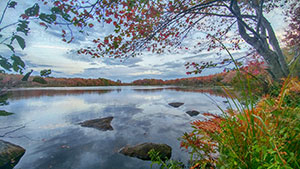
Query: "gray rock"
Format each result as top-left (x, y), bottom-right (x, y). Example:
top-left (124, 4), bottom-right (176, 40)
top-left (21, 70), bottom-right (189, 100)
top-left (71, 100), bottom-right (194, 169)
top-left (79, 116), bottom-right (113, 131)
top-left (168, 102), bottom-right (184, 108)
top-left (0, 140), bottom-right (25, 169)
top-left (119, 142), bottom-right (172, 161)
top-left (186, 110), bottom-right (200, 117)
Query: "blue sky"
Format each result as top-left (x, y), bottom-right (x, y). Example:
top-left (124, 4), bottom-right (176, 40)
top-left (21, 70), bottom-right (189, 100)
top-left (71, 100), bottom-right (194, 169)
top-left (0, 0), bottom-right (288, 82)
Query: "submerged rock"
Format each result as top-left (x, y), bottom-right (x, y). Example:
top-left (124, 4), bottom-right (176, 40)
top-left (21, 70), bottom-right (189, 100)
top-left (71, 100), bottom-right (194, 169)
top-left (168, 102), bottom-right (184, 108)
top-left (186, 110), bottom-right (200, 117)
top-left (0, 140), bottom-right (25, 169)
top-left (79, 116), bottom-right (113, 131)
top-left (119, 142), bottom-right (172, 161)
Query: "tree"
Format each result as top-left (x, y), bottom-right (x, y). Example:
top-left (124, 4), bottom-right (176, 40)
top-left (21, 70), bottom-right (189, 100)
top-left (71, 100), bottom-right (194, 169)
top-left (0, 0), bottom-right (47, 115)
top-left (40, 69), bottom-right (52, 77)
top-left (0, 0), bottom-right (292, 81)
top-left (0, 1), bottom-right (29, 74)
top-left (35, 0), bottom-right (290, 80)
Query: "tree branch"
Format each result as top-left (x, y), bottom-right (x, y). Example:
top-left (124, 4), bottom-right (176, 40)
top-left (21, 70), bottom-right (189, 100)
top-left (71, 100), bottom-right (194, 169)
top-left (256, 0), bottom-right (264, 33)
top-left (0, 0), bottom-right (12, 25)
top-left (188, 12), bottom-right (256, 18)
top-left (227, 1), bottom-right (265, 44)
top-left (0, 21), bottom-right (19, 32)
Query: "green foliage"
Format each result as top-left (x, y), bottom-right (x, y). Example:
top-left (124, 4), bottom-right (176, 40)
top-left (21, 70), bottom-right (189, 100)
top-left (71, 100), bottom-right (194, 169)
top-left (39, 13), bottom-right (57, 24)
top-left (148, 149), bottom-right (184, 169)
top-left (0, 55), bottom-right (13, 71)
top-left (21, 70), bottom-right (33, 81)
top-left (8, 1), bottom-right (17, 8)
top-left (180, 77), bottom-right (300, 169)
top-left (32, 76), bottom-right (47, 84)
top-left (40, 69), bottom-right (51, 77)
top-left (16, 20), bottom-right (30, 36)
top-left (11, 54), bottom-right (25, 73)
top-left (0, 93), bottom-right (12, 116)
top-left (0, 93), bottom-right (9, 106)
top-left (11, 35), bottom-right (26, 50)
top-left (0, 110), bottom-right (13, 116)
top-left (24, 3), bottom-right (39, 17)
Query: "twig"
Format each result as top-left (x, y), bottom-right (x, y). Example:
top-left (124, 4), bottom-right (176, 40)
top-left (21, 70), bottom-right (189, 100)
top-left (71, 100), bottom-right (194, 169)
top-left (0, 0), bottom-right (12, 25)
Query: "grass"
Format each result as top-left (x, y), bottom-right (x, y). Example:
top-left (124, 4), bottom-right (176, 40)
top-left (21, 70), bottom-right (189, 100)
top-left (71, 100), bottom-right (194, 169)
top-left (149, 71), bottom-right (300, 168)
top-left (179, 74), bottom-right (300, 169)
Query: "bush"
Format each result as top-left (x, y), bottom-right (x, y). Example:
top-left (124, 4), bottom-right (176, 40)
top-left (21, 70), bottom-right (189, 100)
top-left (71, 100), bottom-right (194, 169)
top-left (181, 78), bottom-right (300, 169)
top-left (32, 76), bottom-right (47, 84)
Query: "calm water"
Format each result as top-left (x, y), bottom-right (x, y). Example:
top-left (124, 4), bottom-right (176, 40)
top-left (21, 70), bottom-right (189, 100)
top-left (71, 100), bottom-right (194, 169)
top-left (0, 86), bottom-right (228, 169)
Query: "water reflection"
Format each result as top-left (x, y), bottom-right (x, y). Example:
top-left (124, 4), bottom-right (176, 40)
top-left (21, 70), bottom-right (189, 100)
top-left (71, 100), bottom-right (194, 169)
top-left (8, 89), bottom-right (113, 100)
top-left (0, 86), bottom-right (229, 169)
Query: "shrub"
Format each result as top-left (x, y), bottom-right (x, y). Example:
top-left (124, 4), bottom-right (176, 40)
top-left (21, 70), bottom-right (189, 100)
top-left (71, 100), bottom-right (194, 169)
top-left (181, 78), bottom-right (300, 168)
top-left (32, 76), bottom-right (47, 84)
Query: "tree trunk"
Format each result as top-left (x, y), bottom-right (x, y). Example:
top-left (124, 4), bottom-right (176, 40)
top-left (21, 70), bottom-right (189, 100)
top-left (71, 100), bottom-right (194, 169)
top-left (231, 0), bottom-right (289, 81)
top-left (256, 46), bottom-right (288, 79)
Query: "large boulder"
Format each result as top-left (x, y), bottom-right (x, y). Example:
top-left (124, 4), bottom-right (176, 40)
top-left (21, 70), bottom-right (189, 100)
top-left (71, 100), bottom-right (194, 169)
top-left (168, 102), bottom-right (184, 108)
top-left (79, 116), bottom-right (113, 131)
top-left (119, 143), bottom-right (172, 161)
top-left (186, 110), bottom-right (200, 117)
top-left (0, 140), bottom-right (25, 169)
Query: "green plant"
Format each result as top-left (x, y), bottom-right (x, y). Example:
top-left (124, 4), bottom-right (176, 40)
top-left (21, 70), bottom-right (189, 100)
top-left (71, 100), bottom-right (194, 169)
top-left (0, 110), bottom-right (13, 116)
top-left (180, 77), bottom-right (300, 168)
top-left (149, 149), bottom-right (184, 169)
top-left (32, 76), bottom-right (47, 84)
top-left (40, 69), bottom-right (51, 77)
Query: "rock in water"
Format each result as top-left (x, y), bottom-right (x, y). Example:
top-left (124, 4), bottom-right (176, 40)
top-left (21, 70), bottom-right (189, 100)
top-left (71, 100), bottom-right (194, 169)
top-left (168, 102), bottom-right (184, 108)
top-left (0, 140), bottom-right (25, 169)
top-left (186, 110), bottom-right (200, 117)
top-left (79, 116), bottom-right (113, 131)
top-left (119, 143), bottom-right (172, 161)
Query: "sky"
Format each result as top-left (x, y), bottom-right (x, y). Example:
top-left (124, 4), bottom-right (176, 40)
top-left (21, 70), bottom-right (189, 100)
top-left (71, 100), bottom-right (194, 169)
top-left (0, 0), bottom-right (289, 82)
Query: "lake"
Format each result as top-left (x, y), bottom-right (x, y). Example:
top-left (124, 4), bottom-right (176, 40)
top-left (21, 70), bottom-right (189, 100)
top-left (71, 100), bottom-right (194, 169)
top-left (0, 86), bottom-right (229, 169)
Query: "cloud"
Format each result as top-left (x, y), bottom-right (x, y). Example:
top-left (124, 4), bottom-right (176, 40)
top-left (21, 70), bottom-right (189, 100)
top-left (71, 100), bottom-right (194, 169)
top-left (65, 50), bottom-right (144, 68)
top-left (25, 60), bottom-right (55, 68)
top-left (129, 70), bottom-right (162, 76)
top-left (184, 53), bottom-right (213, 60)
top-left (31, 44), bottom-right (71, 50)
top-left (154, 62), bottom-right (184, 69)
top-left (104, 57), bottom-right (143, 67)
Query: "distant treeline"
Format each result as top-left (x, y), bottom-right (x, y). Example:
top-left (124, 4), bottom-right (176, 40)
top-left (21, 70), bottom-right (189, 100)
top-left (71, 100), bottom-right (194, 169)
top-left (1, 69), bottom-right (263, 88)
top-left (131, 72), bottom-right (228, 86)
top-left (0, 73), bottom-right (120, 87)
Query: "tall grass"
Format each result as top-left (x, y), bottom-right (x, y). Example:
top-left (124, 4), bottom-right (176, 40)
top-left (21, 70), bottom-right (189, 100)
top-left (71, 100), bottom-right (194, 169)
top-left (150, 37), bottom-right (300, 169)
top-left (180, 74), bottom-right (300, 168)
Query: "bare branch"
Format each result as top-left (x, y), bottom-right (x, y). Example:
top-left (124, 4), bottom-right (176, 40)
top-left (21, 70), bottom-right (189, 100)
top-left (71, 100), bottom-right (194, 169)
top-left (189, 12), bottom-right (256, 18)
top-left (0, 0), bottom-right (12, 25)
top-left (0, 21), bottom-right (19, 32)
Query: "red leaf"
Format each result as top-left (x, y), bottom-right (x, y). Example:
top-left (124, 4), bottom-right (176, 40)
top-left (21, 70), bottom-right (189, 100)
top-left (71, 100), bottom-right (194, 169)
top-left (20, 14), bottom-right (29, 19)
top-left (88, 23), bottom-right (94, 28)
top-left (106, 18), bottom-right (112, 24)
top-left (53, 1), bottom-right (60, 6)
top-left (39, 22), bottom-right (47, 27)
